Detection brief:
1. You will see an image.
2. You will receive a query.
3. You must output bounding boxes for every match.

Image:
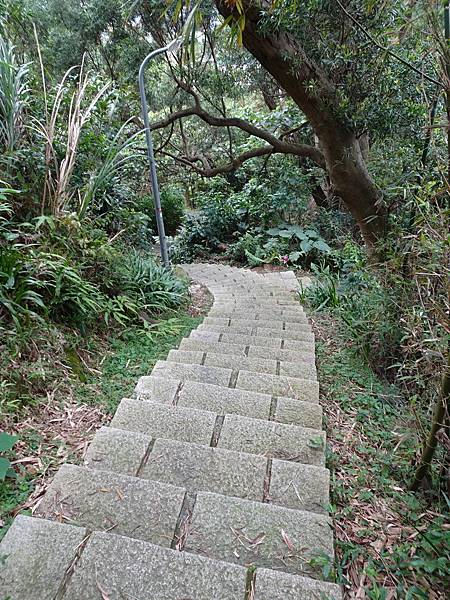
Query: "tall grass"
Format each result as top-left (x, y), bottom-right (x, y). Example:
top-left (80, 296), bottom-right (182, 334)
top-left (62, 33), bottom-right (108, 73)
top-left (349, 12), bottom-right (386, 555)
top-left (0, 34), bottom-right (28, 155)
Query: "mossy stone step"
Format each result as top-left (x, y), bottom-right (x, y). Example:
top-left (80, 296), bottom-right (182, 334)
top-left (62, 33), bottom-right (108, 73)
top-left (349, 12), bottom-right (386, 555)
top-left (185, 491), bottom-right (334, 578)
top-left (36, 463), bottom-right (185, 545)
top-left (0, 515), bottom-right (87, 600)
top-left (218, 413), bottom-right (325, 466)
top-left (151, 359), bottom-right (232, 387)
top-left (111, 398), bottom-right (216, 444)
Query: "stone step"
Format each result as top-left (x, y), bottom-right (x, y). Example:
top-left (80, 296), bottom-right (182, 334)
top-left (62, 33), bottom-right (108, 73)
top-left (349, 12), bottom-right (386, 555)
top-left (134, 376), bottom-right (323, 429)
top-left (221, 333), bottom-right (315, 353)
top-left (168, 349), bottom-right (316, 381)
top-left (208, 308), bottom-right (307, 321)
top-left (169, 348), bottom-right (277, 374)
top-left (185, 491), bottom-right (334, 578)
top-left (36, 463), bottom-right (185, 545)
top-left (84, 426), bottom-right (151, 476)
top-left (179, 337), bottom-right (248, 356)
top-left (135, 375), bottom-right (180, 401)
top-left (0, 515), bottom-right (87, 600)
top-left (254, 568), bottom-right (342, 599)
top-left (141, 438), bottom-right (267, 502)
top-left (151, 359), bottom-right (232, 387)
top-left (180, 338), bottom-right (316, 372)
top-left (248, 345), bottom-right (316, 365)
top-left (214, 302), bottom-right (301, 310)
top-left (191, 329), bottom-right (282, 348)
top-left (218, 413), bottom-right (326, 467)
top-left (111, 398), bottom-right (324, 465)
top-left (111, 398), bottom-right (217, 444)
top-left (203, 317), bottom-right (312, 333)
top-left (236, 370), bottom-right (319, 402)
top-left (0, 517), bottom-right (342, 599)
top-left (66, 530), bottom-right (248, 599)
top-left (85, 429), bottom-right (329, 513)
top-left (196, 324), bottom-right (314, 343)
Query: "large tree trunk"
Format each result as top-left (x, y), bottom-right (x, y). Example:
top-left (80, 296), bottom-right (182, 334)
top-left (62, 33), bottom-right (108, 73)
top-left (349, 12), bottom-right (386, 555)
top-left (215, 1), bottom-right (387, 250)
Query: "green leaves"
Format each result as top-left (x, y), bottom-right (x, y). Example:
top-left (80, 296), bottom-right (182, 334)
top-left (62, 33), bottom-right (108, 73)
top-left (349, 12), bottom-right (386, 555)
top-left (266, 223), bottom-right (331, 263)
top-left (0, 432), bottom-right (18, 481)
top-left (0, 432), bottom-right (17, 452)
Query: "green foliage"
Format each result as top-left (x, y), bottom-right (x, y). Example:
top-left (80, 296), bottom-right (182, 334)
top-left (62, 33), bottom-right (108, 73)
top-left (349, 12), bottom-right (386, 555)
top-left (316, 318), bottom-right (449, 597)
top-left (147, 185), bottom-right (185, 236)
top-left (0, 33), bottom-right (28, 154)
top-left (109, 249), bottom-right (187, 312)
top-left (0, 432), bottom-right (18, 481)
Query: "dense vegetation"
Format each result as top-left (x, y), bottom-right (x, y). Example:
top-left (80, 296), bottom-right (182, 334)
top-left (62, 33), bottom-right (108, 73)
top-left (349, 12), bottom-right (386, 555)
top-left (0, 0), bottom-right (449, 596)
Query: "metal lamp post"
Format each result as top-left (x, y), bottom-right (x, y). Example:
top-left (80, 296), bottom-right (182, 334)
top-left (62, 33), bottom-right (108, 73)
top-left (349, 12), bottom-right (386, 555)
top-left (138, 39), bottom-right (181, 268)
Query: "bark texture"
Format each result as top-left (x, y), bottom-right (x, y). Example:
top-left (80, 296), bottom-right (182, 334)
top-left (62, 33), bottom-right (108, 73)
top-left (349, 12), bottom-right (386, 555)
top-left (215, 0), bottom-right (387, 249)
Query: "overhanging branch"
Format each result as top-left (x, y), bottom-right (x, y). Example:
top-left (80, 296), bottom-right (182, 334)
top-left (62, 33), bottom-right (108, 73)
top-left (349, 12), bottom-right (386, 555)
top-left (150, 105), bottom-right (325, 168)
top-left (160, 142), bottom-right (316, 177)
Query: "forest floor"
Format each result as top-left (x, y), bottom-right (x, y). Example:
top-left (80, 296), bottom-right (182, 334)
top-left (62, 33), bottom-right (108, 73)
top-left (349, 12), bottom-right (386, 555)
top-left (313, 312), bottom-right (449, 599)
top-left (0, 283), bottom-right (212, 539)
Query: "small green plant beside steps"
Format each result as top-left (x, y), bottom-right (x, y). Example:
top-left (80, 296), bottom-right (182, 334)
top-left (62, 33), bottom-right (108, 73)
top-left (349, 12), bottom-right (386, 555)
top-left (0, 433), bottom-right (18, 482)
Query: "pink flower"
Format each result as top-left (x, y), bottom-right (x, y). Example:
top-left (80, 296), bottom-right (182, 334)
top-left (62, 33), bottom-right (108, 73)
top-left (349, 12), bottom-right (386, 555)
top-left (281, 255), bottom-right (289, 264)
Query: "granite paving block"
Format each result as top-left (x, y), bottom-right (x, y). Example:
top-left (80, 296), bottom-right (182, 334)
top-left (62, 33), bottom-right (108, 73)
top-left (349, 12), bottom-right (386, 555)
top-left (134, 375), bottom-right (179, 402)
top-left (275, 397), bottom-right (323, 429)
top-left (236, 370), bottom-right (319, 402)
top-left (218, 414), bottom-right (325, 466)
top-left (248, 345), bottom-right (316, 366)
top-left (0, 515), bottom-right (86, 600)
top-left (269, 460), bottom-right (330, 513)
top-left (178, 380), bottom-right (272, 420)
top-left (283, 338), bottom-right (319, 351)
top-left (204, 352), bottom-right (277, 374)
top-left (64, 531), bottom-right (247, 600)
top-left (167, 349), bottom-right (204, 364)
top-left (197, 323), bottom-right (255, 335)
top-left (142, 439), bottom-right (266, 501)
top-left (278, 361), bottom-right (317, 381)
top-left (36, 464), bottom-right (185, 545)
top-left (84, 426), bottom-right (151, 476)
top-left (179, 338), bottom-right (247, 356)
top-left (202, 316), bottom-right (230, 325)
top-left (186, 492), bottom-right (333, 577)
top-left (256, 327), bottom-right (314, 342)
top-left (230, 319), bottom-right (311, 333)
top-left (151, 360), bottom-right (232, 387)
top-left (190, 329), bottom-right (221, 342)
top-left (254, 568), bottom-right (342, 599)
top-left (111, 398), bottom-right (216, 444)
top-left (221, 333), bottom-right (282, 348)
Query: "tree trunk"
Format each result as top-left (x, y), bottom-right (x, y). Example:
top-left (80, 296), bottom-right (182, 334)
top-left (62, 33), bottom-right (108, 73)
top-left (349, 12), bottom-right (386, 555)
top-left (215, 1), bottom-right (387, 251)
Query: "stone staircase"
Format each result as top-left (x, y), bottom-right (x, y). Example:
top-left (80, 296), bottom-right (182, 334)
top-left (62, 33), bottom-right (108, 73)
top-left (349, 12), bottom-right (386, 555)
top-left (0, 264), bottom-right (342, 600)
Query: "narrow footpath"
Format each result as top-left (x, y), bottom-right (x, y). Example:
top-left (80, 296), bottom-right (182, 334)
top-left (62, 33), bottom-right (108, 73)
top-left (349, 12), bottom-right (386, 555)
top-left (0, 264), bottom-right (342, 600)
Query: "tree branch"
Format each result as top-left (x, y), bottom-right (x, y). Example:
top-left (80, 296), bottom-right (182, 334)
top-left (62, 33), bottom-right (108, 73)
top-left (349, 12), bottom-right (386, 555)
top-left (157, 138), bottom-right (325, 176)
top-left (150, 105), bottom-right (325, 167)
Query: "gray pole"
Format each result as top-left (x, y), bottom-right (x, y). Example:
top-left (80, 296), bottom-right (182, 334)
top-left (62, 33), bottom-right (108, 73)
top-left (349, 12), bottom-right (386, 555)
top-left (139, 42), bottom-right (179, 268)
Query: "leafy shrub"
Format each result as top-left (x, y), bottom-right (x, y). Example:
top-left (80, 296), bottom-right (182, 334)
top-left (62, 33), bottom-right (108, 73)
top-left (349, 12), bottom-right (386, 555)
top-left (170, 213), bottom-right (221, 262)
top-left (226, 223), bottom-right (332, 268)
top-left (146, 185), bottom-right (185, 236)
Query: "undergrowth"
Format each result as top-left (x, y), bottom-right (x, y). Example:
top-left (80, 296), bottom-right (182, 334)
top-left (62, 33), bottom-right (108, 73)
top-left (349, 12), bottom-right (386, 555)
top-left (314, 314), bottom-right (450, 598)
